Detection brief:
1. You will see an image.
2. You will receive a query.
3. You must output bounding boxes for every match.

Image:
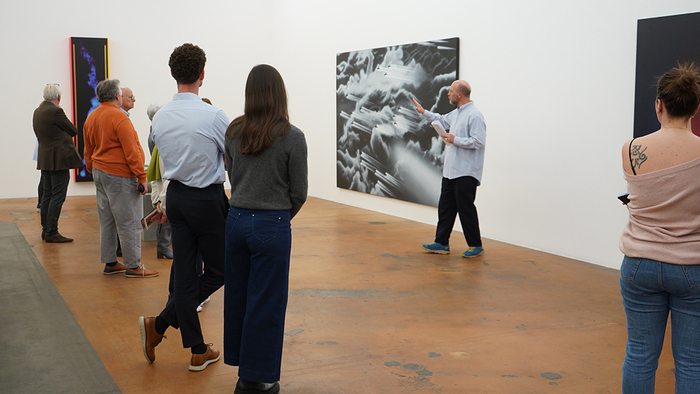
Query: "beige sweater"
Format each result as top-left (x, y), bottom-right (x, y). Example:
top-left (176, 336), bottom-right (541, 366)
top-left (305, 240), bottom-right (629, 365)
top-left (620, 156), bottom-right (700, 265)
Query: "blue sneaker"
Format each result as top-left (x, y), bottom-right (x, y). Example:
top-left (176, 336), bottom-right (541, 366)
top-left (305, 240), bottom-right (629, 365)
top-left (422, 242), bottom-right (450, 254)
top-left (462, 246), bottom-right (484, 258)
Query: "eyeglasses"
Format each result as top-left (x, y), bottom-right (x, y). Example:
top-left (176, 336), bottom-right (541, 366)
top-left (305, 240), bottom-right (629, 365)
top-left (124, 95), bottom-right (135, 100)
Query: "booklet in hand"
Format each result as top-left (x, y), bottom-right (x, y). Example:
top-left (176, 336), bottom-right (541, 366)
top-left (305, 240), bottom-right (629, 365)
top-left (141, 206), bottom-right (159, 230)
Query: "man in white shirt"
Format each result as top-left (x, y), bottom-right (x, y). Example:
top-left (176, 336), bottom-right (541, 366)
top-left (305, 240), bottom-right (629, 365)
top-left (413, 80), bottom-right (487, 258)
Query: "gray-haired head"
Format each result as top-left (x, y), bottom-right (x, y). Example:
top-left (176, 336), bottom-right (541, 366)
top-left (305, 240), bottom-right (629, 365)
top-left (146, 103), bottom-right (162, 121)
top-left (96, 79), bottom-right (121, 103)
top-left (43, 83), bottom-right (61, 100)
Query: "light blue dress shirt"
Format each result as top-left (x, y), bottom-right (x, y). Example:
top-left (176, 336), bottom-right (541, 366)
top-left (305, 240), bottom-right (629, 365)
top-left (422, 101), bottom-right (486, 184)
top-left (151, 93), bottom-right (230, 188)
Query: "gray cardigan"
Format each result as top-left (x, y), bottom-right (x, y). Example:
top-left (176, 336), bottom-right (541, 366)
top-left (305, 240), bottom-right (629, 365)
top-left (225, 124), bottom-right (308, 218)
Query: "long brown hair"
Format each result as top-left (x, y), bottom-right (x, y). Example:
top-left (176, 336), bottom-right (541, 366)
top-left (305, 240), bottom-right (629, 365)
top-left (227, 64), bottom-right (290, 155)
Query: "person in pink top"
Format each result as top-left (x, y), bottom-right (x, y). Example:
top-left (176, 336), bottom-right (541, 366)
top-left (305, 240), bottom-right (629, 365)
top-left (619, 63), bottom-right (700, 394)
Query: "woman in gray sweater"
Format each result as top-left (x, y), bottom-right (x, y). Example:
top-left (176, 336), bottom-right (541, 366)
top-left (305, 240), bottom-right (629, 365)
top-left (224, 64), bottom-right (308, 394)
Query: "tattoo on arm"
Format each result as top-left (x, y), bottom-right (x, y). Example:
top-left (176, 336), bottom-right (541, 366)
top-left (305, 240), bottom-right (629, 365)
top-left (631, 144), bottom-right (647, 171)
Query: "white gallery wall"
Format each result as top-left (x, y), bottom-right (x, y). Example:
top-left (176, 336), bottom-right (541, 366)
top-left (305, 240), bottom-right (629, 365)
top-left (1, 0), bottom-right (699, 270)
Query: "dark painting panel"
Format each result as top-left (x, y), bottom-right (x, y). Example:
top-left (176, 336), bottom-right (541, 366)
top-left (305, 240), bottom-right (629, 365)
top-left (634, 12), bottom-right (700, 138)
top-left (71, 37), bottom-right (108, 182)
top-left (336, 37), bottom-right (459, 207)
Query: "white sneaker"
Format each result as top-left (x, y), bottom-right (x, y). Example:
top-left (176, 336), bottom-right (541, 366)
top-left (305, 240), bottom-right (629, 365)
top-left (196, 297), bottom-right (211, 313)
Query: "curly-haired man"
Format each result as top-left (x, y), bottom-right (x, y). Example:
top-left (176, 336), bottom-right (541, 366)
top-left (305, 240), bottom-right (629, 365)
top-left (139, 43), bottom-right (229, 372)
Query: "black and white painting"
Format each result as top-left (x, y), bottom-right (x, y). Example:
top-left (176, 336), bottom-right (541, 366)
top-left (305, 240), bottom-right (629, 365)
top-left (336, 37), bottom-right (459, 207)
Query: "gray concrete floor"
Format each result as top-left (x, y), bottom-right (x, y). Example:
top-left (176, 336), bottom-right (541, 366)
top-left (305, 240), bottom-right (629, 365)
top-left (0, 221), bottom-right (119, 394)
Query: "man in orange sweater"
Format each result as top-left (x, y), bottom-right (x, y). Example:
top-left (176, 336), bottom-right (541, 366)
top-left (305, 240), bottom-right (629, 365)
top-left (83, 79), bottom-right (158, 278)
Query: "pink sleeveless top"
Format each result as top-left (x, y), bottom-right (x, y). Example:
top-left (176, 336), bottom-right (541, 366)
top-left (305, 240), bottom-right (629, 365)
top-left (620, 156), bottom-right (700, 265)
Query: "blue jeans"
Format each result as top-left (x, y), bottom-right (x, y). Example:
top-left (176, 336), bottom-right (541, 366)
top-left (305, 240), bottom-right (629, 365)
top-left (224, 207), bottom-right (291, 383)
top-left (620, 256), bottom-right (700, 393)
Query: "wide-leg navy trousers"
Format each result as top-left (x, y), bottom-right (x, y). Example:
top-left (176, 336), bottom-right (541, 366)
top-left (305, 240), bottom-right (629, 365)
top-left (224, 207), bottom-right (291, 383)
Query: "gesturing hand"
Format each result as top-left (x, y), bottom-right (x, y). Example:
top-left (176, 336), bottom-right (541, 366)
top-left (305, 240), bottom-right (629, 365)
top-left (412, 97), bottom-right (425, 114)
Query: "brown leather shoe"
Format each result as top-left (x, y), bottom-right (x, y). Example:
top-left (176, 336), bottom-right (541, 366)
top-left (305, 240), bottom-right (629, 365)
top-left (44, 233), bottom-right (74, 243)
top-left (189, 344), bottom-right (220, 371)
top-left (125, 265), bottom-right (159, 278)
top-left (103, 262), bottom-right (127, 275)
top-left (139, 316), bottom-right (165, 363)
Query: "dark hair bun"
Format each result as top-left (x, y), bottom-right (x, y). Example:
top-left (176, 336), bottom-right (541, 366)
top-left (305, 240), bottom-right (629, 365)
top-left (657, 62), bottom-right (700, 119)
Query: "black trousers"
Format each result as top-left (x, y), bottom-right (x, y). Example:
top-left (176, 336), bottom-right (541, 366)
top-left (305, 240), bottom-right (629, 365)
top-left (158, 181), bottom-right (227, 348)
top-left (434, 176), bottom-right (482, 247)
top-left (40, 170), bottom-right (70, 237)
top-left (37, 172), bottom-right (45, 207)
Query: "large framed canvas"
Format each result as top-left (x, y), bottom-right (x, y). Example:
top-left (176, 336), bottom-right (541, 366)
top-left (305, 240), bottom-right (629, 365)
top-left (71, 37), bottom-right (108, 182)
top-left (336, 37), bottom-right (459, 207)
top-left (634, 12), bottom-right (700, 138)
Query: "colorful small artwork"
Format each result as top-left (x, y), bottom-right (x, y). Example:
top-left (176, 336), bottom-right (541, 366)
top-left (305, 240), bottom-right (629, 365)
top-left (71, 37), bottom-right (108, 182)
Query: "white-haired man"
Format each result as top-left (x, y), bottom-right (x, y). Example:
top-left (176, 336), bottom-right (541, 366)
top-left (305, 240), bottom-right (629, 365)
top-left (120, 87), bottom-right (136, 116)
top-left (33, 83), bottom-right (83, 243)
top-left (112, 86), bottom-right (136, 258)
top-left (83, 79), bottom-right (158, 278)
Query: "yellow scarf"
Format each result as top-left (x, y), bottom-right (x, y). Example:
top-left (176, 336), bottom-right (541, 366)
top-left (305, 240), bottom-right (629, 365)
top-left (146, 146), bottom-right (162, 182)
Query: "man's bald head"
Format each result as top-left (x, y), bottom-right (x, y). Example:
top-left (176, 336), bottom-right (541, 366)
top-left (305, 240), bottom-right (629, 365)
top-left (448, 80), bottom-right (472, 106)
top-left (453, 80), bottom-right (471, 98)
top-left (121, 87), bottom-right (135, 112)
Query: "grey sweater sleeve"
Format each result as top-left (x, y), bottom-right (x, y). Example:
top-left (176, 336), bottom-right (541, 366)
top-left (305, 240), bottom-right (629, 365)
top-left (288, 129), bottom-right (308, 219)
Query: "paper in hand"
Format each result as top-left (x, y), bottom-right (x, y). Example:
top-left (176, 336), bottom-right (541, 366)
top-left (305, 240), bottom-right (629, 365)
top-left (431, 121), bottom-right (453, 146)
